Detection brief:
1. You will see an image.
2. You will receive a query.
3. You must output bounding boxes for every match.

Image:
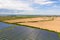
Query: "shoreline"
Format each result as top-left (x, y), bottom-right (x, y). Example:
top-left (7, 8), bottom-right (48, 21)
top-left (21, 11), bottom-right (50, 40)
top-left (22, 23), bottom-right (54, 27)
top-left (0, 21), bottom-right (60, 38)
top-left (0, 16), bottom-right (60, 38)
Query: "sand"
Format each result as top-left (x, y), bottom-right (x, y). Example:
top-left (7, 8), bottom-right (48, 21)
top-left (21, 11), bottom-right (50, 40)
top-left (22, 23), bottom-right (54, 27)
top-left (4, 17), bottom-right (60, 32)
top-left (4, 17), bottom-right (53, 23)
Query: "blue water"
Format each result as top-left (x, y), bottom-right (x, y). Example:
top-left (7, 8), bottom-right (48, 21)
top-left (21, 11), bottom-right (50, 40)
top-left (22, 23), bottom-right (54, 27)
top-left (0, 22), bottom-right (60, 40)
top-left (0, 22), bottom-right (14, 29)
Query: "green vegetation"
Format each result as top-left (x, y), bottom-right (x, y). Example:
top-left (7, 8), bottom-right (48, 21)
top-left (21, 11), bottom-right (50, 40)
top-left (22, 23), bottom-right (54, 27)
top-left (57, 33), bottom-right (60, 39)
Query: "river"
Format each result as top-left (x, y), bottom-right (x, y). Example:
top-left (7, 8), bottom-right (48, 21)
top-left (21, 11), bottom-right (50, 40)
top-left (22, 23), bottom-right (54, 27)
top-left (0, 22), bottom-right (60, 40)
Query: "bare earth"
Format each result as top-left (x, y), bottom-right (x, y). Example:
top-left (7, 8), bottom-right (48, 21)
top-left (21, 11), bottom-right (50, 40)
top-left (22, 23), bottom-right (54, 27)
top-left (4, 17), bottom-right (52, 23)
top-left (4, 17), bottom-right (60, 32)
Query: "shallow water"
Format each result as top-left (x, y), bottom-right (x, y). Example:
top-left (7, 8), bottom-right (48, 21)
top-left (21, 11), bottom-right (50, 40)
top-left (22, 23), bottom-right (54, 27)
top-left (0, 22), bottom-right (60, 40)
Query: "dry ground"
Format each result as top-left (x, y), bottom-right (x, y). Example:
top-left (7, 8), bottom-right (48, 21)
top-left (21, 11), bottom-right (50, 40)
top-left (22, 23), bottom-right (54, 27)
top-left (4, 17), bottom-right (53, 23)
top-left (4, 17), bottom-right (60, 32)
